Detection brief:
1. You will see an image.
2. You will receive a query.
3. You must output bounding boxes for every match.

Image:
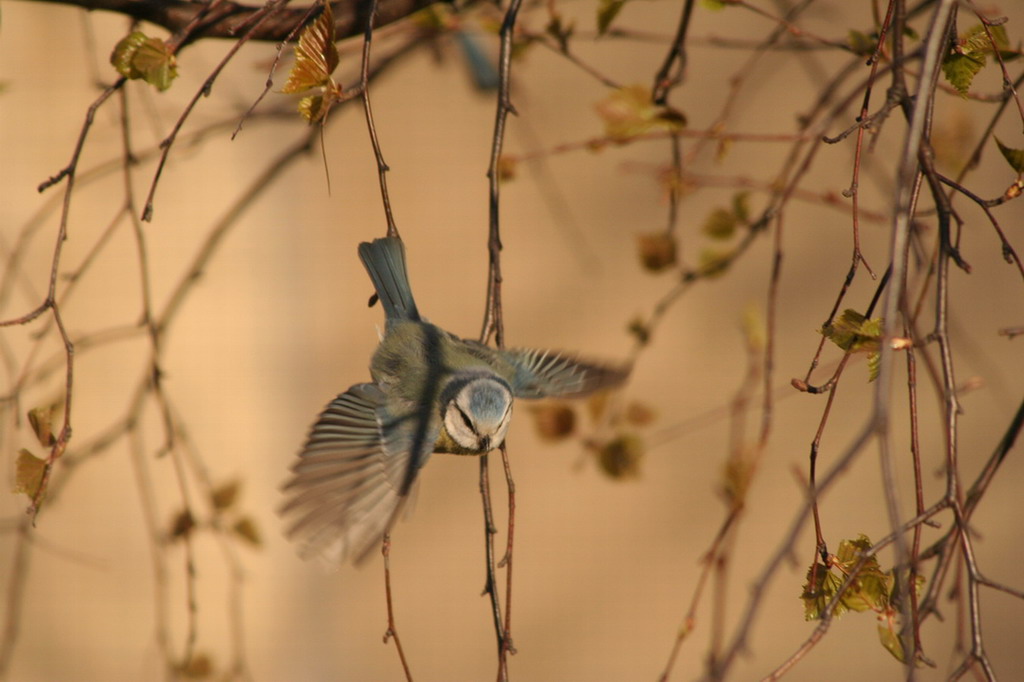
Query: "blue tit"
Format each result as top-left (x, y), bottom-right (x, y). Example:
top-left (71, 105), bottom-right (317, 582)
top-left (281, 237), bottom-right (629, 563)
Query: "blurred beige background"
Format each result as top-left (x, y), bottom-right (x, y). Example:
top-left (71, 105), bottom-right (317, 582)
top-left (2, 1), bottom-right (1023, 680)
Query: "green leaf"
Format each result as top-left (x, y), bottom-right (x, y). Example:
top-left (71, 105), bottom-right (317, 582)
top-left (995, 137), bottom-right (1024, 174)
top-left (703, 207), bottom-right (737, 240)
top-left (110, 31), bottom-right (178, 91)
top-left (700, 0), bottom-right (729, 9)
top-left (13, 449), bottom-right (47, 500)
top-left (597, 0), bottom-right (628, 36)
top-left (820, 308), bottom-right (882, 353)
top-left (282, 3), bottom-right (339, 95)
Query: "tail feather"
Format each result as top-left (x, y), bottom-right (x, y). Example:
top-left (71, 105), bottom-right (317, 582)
top-left (358, 237), bottom-right (420, 321)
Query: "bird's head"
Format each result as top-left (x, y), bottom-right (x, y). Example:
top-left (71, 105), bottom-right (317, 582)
top-left (442, 376), bottom-right (513, 454)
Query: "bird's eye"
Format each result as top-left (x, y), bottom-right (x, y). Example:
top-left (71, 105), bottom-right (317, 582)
top-left (457, 406), bottom-right (476, 433)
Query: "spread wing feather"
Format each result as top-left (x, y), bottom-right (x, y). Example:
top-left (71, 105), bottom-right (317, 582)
top-left (281, 383), bottom-right (436, 564)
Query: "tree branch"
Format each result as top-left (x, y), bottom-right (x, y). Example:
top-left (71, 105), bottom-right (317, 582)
top-left (27, 0), bottom-right (441, 42)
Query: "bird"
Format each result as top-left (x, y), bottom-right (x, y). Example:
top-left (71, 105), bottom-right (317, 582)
top-left (281, 236), bottom-right (629, 564)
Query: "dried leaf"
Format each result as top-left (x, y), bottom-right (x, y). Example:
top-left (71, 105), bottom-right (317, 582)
top-left (627, 318), bottom-right (650, 346)
top-left (232, 517), bottom-right (262, 547)
top-left (170, 509), bottom-right (196, 541)
top-left (546, 14), bottom-right (574, 52)
top-left (530, 403), bottom-right (577, 441)
top-left (637, 232), bottom-right (677, 272)
top-left (282, 3), bottom-right (339, 95)
top-left (593, 432), bottom-right (644, 479)
top-left (624, 401), bottom-right (656, 427)
top-left (211, 480), bottom-right (241, 511)
top-left (176, 652), bottom-right (214, 678)
top-left (28, 405), bottom-right (56, 447)
top-left (13, 449), bottom-right (47, 500)
top-left (497, 155), bottom-right (518, 181)
top-left (721, 457), bottom-right (753, 506)
top-left (586, 390), bottom-right (612, 423)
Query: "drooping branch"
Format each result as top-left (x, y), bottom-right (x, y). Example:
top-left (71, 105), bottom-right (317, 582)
top-left (27, 0), bottom-right (442, 42)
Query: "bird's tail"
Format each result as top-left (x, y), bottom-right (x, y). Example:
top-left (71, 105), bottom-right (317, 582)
top-left (358, 237), bottom-right (421, 321)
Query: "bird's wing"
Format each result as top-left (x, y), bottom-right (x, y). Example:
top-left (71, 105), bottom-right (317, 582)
top-left (280, 383), bottom-right (436, 564)
top-left (504, 348), bottom-right (630, 399)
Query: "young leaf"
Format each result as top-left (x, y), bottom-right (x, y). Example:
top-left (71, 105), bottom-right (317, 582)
top-left (867, 352), bottom-right (881, 382)
top-left (597, 0), bottom-right (628, 36)
top-left (942, 51), bottom-right (985, 97)
top-left (741, 303), bottom-right (766, 352)
top-left (110, 31), bottom-right (179, 91)
top-left (847, 30), bottom-right (876, 57)
top-left (703, 207), bottom-right (737, 240)
top-left (820, 308), bottom-right (882, 353)
top-left (697, 247), bottom-right (731, 278)
top-left (595, 85), bottom-right (686, 142)
top-left (801, 562), bottom-right (847, 620)
top-left (995, 137), bottom-right (1024, 175)
top-left (13, 449), bottom-right (47, 500)
top-left (282, 3), bottom-right (339, 95)
top-left (731, 191), bottom-right (751, 223)
top-left (941, 24), bottom-right (1007, 98)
